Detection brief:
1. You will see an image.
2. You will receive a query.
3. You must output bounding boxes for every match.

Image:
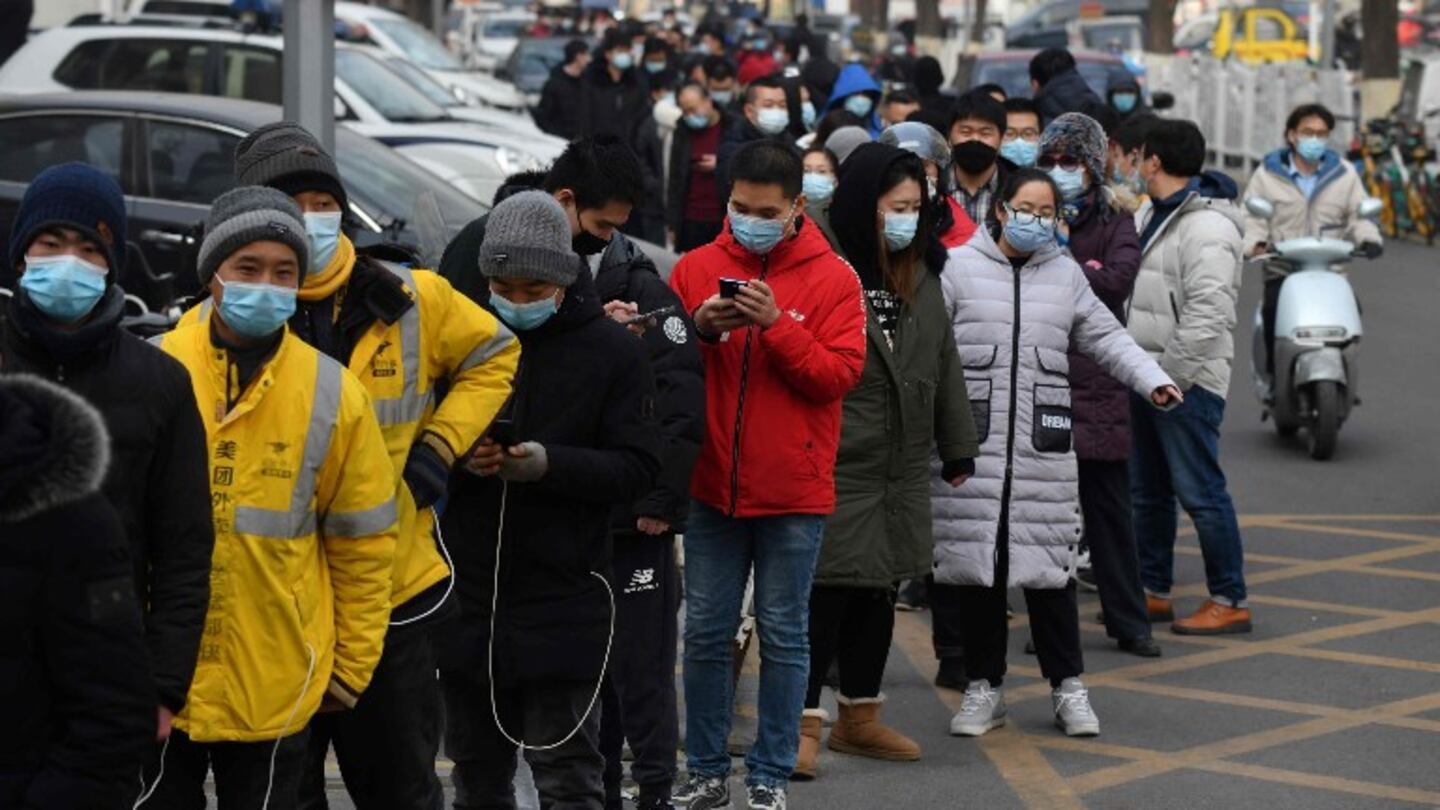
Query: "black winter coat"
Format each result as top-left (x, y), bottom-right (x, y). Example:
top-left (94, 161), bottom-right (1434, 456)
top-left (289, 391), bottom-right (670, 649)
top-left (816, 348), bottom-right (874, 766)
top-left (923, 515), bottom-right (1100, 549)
top-left (0, 288), bottom-right (213, 713)
top-left (577, 62), bottom-right (650, 142)
top-left (535, 67), bottom-right (587, 140)
top-left (438, 269), bottom-right (660, 685)
top-left (1035, 68), bottom-right (1104, 128)
top-left (0, 374), bottom-right (154, 810)
top-left (665, 113), bottom-right (729, 232)
top-left (716, 117), bottom-right (788, 209)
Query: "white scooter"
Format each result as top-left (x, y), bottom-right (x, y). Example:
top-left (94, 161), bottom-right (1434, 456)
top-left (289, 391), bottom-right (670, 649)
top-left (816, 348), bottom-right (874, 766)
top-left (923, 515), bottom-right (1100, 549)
top-left (1243, 196), bottom-right (1383, 460)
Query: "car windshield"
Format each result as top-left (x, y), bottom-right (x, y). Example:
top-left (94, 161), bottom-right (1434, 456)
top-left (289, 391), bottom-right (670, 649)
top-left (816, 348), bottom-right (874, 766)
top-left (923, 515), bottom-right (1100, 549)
top-left (383, 54), bottom-right (463, 108)
top-left (372, 17), bottom-right (463, 70)
top-left (513, 40), bottom-right (568, 81)
top-left (483, 17), bottom-right (530, 38)
top-left (973, 59), bottom-right (1127, 100)
top-left (336, 48), bottom-right (450, 122)
top-left (335, 128), bottom-right (485, 259)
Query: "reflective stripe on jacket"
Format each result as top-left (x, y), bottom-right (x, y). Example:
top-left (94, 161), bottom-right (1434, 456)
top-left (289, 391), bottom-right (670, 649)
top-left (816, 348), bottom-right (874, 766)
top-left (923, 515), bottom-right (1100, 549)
top-left (159, 316), bottom-right (397, 742)
top-left (182, 263), bottom-right (518, 607)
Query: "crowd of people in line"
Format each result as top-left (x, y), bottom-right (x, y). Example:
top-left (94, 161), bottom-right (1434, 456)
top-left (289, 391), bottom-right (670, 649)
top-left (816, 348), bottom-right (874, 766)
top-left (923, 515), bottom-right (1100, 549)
top-left (0, 12), bottom-right (1388, 810)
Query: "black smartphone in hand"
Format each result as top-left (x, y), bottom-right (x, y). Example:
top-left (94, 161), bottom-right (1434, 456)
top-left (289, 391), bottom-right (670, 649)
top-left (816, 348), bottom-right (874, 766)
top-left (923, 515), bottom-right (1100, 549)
top-left (488, 417), bottom-right (515, 447)
top-left (719, 277), bottom-right (748, 298)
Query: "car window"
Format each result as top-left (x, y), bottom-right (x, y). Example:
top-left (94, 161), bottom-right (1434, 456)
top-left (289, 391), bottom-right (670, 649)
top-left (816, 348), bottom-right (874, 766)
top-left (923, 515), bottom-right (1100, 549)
top-left (370, 17), bottom-right (463, 70)
top-left (220, 45), bottom-right (282, 104)
top-left (54, 38), bottom-right (209, 93)
top-left (0, 114), bottom-right (126, 186)
top-left (483, 18), bottom-right (530, 38)
top-left (1253, 14), bottom-right (1286, 41)
top-left (379, 54), bottom-right (461, 108)
top-left (334, 128), bottom-right (485, 252)
top-left (144, 120), bottom-right (237, 205)
top-left (335, 48), bottom-right (450, 122)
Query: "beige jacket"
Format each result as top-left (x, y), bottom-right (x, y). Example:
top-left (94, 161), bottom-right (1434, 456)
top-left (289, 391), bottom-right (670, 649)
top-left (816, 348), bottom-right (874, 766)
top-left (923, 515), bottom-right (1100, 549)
top-left (1242, 148), bottom-right (1381, 271)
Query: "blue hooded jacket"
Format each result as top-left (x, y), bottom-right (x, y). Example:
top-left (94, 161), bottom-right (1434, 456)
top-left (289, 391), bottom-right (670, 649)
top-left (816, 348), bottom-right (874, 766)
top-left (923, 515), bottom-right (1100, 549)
top-left (822, 63), bottom-right (883, 136)
top-left (1260, 146), bottom-right (1346, 197)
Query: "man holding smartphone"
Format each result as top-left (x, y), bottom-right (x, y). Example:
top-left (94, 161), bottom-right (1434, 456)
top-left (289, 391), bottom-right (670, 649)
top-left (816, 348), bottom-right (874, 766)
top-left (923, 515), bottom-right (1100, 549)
top-left (669, 139), bottom-right (866, 810)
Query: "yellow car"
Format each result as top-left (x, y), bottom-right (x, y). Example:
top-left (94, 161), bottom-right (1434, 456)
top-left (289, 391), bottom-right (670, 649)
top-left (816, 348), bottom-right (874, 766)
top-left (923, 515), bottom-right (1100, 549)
top-left (1175, 8), bottom-right (1312, 64)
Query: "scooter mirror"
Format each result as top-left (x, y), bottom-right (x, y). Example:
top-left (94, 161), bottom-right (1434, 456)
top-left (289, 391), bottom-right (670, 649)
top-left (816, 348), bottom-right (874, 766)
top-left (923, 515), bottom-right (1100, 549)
top-left (1357, 197), bottom-right (1384, 220)
top-left (1151, 91), bottom-right (1175, 111)
top-left (1245, 196), bottom-right (1276, 221)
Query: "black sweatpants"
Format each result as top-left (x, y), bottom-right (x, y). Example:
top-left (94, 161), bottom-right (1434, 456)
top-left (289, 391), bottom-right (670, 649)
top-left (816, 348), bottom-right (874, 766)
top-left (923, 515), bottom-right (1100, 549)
top-left (805, 585), bottom-right (896, 707)
top-left (297, 620), bottom-right (443, 810)
top-left (599, 531), bottom-right (680, 806)
top-left (1080, 459), bottom-right (1152, 644)
top-left (930, 575), bottom-right (966, 662)
top-left (442, 671), bottom-right (605, 810)
top-left (136, 728), bottom-right (309, 810)
top-left (952, 517), bottom-right (1083, 688)
top-left (676, 219), bottom-right (722, 253)
top-left (1262, 274), bottom-right (1284, 376)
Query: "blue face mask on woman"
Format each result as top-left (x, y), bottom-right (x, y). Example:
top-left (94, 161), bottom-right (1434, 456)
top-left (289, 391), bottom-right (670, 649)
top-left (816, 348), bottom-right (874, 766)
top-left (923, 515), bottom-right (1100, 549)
top-left (19, 254), bottom-right (108, 323)
top-left (843, 94), bottom-right (873, 118)
top-left (802, 172), bottom-right (836, 203)
top-left (216, 276), bottom-right (297, 339)
top-left (491, 290), bottom-right (559, 331)
top-left (1048, 166), bottom-right (1087, 201)
top-left (304, 211), bottom-right (343, 274)
top-left (1002, 205), bottom-right (1056, 254)
top-left (882, 211), bottom-right (920, 251)
top-left (729, 203), bottom-right (795, 255)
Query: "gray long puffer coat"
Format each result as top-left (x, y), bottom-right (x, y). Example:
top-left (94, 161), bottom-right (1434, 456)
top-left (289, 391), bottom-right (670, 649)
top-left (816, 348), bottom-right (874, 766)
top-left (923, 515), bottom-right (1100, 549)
top-left (933, 227), bottom-right (1173, 589)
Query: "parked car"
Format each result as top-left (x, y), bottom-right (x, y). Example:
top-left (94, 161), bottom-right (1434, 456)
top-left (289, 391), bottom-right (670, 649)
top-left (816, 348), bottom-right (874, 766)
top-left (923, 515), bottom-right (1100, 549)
top-left (0, 24), bottom-right (557, 204)
top-left (371, 46), bottom-right (557, 139)
top-left (1068, 14), bottom-right (1144, 56)
top-left (466, 11), bottom-right (534, 72)
top-left (0, 92), bottom-right (488, 310)
top-left (959, 48), bottom-right (1143, 102)
top-left (1005, 0), bottom-right (1151, 50)
top-left (1173, 8), bottom-right (1311, 64)
top-left (334, 1), bottom-right (528, 113)
top-left (498, 35), bottom-right (585, 108)
top-left (123, 0), bottom-right (235, 25)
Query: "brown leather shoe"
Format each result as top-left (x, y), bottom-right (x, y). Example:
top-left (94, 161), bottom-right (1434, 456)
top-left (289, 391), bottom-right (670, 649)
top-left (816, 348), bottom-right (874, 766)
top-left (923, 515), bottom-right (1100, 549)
top-left (1146, 594), bottom-right (1175, 623)
top-left (827, 695), bottom-right (921, 762)
top-left (792, 709), bottom-right (825, 780)
top-left (1172, 599), bottom-right (1253, 635)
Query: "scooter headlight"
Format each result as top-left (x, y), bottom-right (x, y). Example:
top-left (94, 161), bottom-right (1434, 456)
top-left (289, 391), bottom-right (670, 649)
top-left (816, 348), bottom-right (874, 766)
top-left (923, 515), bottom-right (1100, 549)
top-left (1294, 326), bottom-right (1348, 340)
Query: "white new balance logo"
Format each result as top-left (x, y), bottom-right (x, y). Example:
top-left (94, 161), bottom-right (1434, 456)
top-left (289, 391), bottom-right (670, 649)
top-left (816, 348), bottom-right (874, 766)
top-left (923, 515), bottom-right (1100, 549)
top-left (624, 568), bottom-right (659, 594)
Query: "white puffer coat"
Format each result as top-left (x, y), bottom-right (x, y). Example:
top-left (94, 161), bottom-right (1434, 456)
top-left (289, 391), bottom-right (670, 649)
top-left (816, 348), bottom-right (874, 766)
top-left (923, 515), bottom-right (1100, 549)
top-left (933, 227), bottom-right (1173, 589)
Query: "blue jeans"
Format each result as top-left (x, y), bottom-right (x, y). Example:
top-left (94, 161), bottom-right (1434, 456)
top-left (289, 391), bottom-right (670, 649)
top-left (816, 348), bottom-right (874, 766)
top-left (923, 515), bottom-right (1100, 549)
top-left (682, 501), bottom-right (825, 789)
top-left (1129, 387), bottom-right (1248, 606)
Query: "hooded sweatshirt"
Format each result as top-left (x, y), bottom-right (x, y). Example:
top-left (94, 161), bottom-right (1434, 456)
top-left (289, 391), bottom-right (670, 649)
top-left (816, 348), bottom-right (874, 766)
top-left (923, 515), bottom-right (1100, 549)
top-left (822, 63), bottom-right (884, 136)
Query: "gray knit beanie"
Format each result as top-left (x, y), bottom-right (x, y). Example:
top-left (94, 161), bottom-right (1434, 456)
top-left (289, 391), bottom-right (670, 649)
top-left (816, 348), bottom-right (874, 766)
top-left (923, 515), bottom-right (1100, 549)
top-left (234, 121), bottom-right (348, 211)
top-left (479, 191), bottom-right (576, 286)
top-left (196, 186), bottom-right (309, 287)
top-left (825, 126), bottom-right (873, 165)
top-left (1040, 112), bottom-right (1108, 188)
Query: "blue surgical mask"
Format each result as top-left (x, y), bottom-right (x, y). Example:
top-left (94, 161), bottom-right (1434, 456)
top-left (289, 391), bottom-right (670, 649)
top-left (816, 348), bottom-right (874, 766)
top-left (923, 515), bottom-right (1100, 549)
top-left (843, 94), bottom-right (874, 118)
top-left (711, 89), bottom-right (734, 106)
top-left (802, 100), bottom-right (817, 130)
top-left (1048, 166), bottom-right (1088, 201)
top-left (645, 60), bottom-right (667, 74)
top-left (729, 203), bottom-right (794, 255)
top-left (802, 172), bottom-right (835, 203)
top-left (611, 51), bottom-right (633, 70)
top-left (18, 254), bottom-right (108, 323)
top-left (756, 107), bottom-right (789, 135)
top-left (215, 276), bottom-right (297, 339)
top-left (1112, 92), bottom-right (1138, 113)
top-left (490, 290), bottom-right (560, 331)
top-left (1000, 138), bottom-right (1038, 168)
top-left (304, 211), bottom-right (343, 274)
top-left (1002, 212), bottom-right (1056, 254)
top-left (882, 211), bottom-right (920, 251)
top-left (1295, 136), bottom-right (1328, 164)
top-left (684, 112), bottom-right (712, 130)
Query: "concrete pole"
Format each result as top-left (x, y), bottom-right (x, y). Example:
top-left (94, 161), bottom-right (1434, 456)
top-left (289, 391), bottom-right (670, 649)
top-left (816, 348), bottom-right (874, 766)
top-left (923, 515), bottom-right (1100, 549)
top-left (282, 0), bottom-right (335, 153)
top-left (1317, 0), bottom-right (1337, 69)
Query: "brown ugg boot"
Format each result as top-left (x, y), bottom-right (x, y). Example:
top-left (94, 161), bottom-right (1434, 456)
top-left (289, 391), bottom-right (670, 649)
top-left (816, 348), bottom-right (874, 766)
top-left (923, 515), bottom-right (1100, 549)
top-left (827, 695), bottom-right (921, 762)
top-left (792, 709), bottom-right (826, 780)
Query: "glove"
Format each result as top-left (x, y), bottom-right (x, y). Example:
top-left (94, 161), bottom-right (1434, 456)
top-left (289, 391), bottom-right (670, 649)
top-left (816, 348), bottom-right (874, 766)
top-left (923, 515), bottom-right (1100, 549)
top-left (941, 458), bottom-right (976, 482)
top-left (402, 441), bottom-right (450, 510)
top-left (1357, 241), bottom-right (1383, 259)
top-left (498, 441), bottom-right (548, 483)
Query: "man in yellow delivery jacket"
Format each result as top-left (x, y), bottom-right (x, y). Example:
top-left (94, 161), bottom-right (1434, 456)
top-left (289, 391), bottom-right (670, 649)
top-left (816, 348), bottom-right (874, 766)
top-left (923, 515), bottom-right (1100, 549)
top-left (143, 186), bottom-right (397, 809)
top-left (173, 122), bottom-right (520, 809)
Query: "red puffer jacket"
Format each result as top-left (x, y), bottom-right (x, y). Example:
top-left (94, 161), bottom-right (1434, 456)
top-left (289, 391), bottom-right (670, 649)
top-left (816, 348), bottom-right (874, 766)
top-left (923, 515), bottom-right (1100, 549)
top-left (671, 217), bottom-right (866, 518)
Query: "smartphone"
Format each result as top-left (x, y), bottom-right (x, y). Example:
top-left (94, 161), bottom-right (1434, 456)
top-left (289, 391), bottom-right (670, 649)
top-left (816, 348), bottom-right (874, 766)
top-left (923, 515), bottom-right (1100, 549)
top-left (623, 304), bottom-right (676, 325)
top-left (487, 417), bottom-right (515, 447)
top-left (719, 277), bottom-right (748, 298)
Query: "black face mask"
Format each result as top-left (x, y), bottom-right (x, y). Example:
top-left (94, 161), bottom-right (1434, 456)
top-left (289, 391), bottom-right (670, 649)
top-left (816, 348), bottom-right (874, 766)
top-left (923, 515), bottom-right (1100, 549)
top-left (952, 140), bottom-right (998, 175)
top-left (572, 228), bottom-right (610, 256)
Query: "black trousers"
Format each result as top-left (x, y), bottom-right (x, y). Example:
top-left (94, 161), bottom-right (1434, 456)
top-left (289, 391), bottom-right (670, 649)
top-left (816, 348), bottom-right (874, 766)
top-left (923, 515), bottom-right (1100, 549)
top-left (442, 671), bottom-right (605, 810)
top-left (676, 219), bottom-right (722, 253)
top-left (930, 575), bottom-right (966, 662)
top-left (951, 516), bottom-right (1083, 688)
top-left (600, 532), bottom-right (680, 806)
top-left (136, 728), bottom-right (310, 810)
top-left (805, 585), bottom-right (896, 707)
top-left (1262, 274), bottom-right (1284, 376)
top-left (1080, 459), bottom-right (1152, 643)
top-left (297, 621), bottom-right (443, 810)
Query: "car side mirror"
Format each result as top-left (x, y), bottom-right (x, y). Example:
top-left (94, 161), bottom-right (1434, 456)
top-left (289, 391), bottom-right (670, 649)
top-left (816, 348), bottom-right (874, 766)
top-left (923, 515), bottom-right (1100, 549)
top-left (1245, 196), bottom-right (1276, 220)
top-left (1357, 197), bottom-right (1384, 220)
top-left (1151, 91), bottom-right (1175, 110)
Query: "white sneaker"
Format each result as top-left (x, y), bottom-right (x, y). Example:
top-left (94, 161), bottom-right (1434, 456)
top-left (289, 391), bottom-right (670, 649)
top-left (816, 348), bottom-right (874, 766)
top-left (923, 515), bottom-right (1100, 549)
top-left (949, 680), bottom-right (1006, 736)
top-left (1053, 677), bottom-right (1100, 737)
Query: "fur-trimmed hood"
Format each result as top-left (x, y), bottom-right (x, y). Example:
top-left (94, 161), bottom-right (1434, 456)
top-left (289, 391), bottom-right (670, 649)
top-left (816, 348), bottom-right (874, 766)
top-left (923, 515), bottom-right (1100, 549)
top-left (0, 373), bottom-right (110, 524)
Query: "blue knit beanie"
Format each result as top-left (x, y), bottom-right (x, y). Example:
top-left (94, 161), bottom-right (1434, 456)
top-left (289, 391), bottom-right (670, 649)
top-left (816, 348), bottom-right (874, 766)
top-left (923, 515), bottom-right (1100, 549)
top-left (8, 162), bottom-right (127, 281)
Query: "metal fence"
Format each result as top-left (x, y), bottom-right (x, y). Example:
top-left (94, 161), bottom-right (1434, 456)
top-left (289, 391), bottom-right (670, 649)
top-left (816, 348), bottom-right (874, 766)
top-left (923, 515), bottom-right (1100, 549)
top-left (1147, 54), bottom-right (1357, 176)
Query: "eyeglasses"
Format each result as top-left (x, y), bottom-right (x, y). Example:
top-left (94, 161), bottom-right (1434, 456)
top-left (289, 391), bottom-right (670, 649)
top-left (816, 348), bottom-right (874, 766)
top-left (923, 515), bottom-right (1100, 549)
top-left (1036, 154), bottom-right (1084, 171)
top-left (1005, 128), bottom-right (1040, 141)
top-left (1003, 203), bottom-right (1056, 228)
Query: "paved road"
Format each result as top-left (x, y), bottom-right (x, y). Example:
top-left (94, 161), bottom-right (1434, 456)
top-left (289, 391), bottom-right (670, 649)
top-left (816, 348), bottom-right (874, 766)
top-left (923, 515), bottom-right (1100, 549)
top-left (307, 239), bottom-right (1440, 809)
